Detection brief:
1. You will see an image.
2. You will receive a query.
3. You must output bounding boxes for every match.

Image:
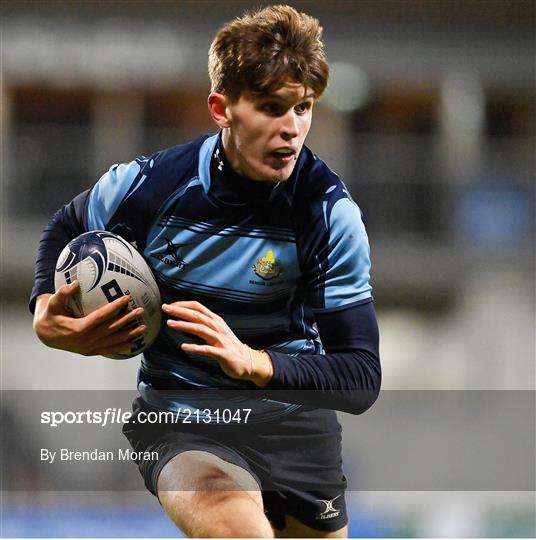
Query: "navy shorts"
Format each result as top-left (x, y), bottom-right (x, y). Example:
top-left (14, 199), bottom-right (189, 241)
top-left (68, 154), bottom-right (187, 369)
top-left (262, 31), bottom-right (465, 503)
top-left (123, 397), bottom-right (348, 532)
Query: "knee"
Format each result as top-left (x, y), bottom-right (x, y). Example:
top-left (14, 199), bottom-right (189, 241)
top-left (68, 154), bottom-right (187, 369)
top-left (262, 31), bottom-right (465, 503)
top-left (160, 489), bottom-right (272, 537)
top-left (163, 486), bottom-right (250, 511)
top-left (197, 490), bottom-right (273, 538)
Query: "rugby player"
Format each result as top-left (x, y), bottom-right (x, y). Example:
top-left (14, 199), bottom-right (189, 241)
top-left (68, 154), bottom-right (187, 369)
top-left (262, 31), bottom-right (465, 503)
top-left (31, 5), bottom-right (381, 537)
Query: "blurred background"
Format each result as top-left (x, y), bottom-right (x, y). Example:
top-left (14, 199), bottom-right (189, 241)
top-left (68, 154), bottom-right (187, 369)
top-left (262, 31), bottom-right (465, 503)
top-left (1, 0), bottom-right (534, 537)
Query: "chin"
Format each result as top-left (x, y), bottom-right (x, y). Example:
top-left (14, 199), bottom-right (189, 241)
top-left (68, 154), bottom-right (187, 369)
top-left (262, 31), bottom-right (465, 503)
top-left (266, 165), bottom-right (295, 183)
top-left (260, 172), bottom-right (290, 183)
top-left (247, 160), bottom-right (296, 183)
top-left (273, 173), bottom-right (291, 183)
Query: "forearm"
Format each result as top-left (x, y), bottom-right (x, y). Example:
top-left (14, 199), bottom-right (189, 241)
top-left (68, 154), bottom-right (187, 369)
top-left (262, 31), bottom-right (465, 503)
top-left (250, 300), bottom-right (381, 415)
top-left (33, 292), bottom-right (64, 346)
top-left (263, 348), bottom-right (380, 414)
top-left (30, 190), bottom-right (90, 313)
top-left (33, 294), bottom-right (53, 329)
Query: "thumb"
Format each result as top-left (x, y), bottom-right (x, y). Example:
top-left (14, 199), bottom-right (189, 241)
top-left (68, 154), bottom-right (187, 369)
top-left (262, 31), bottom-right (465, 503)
top-left (48, 281), bottom-right (80, 313)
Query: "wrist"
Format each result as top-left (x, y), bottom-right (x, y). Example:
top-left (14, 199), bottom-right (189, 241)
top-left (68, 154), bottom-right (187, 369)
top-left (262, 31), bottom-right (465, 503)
top-left (33, 296), bottom-right (52, 335)
top-left (34, 294), bottom-right (53, 319)
top-left (248, 348), bottom-right (273, 387)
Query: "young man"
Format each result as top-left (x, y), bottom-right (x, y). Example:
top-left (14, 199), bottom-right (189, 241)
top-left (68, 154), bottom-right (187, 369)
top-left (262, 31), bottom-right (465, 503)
top-left (31, 5), bottom-right (381, 538)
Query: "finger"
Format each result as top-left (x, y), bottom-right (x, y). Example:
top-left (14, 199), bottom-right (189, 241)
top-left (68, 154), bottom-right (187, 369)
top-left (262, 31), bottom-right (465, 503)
top-left (180, 342), bottom-right (222, 360)
top-left (83, 295), bottom-right (132, 327)
top-left (105, 307), bottom-right (144, 333)
top-left (60, 280), bottom-right (80, 297)
top-left (92, 307), bottom-right (144, 342)
top-left (92, 323), bottom-right (147, 352)
top-left (167, 319), bottom-right (218, 343)
top-left (163, 301), bottom-right (215, 319)
top-left (110, 322), bottom-right (147, 343)
top-left (48, 281), bottom-right (80, 312)
top-left (93, 338), bottom-right (144, 357)
top-left (163, 304), bottom-right (218, 329)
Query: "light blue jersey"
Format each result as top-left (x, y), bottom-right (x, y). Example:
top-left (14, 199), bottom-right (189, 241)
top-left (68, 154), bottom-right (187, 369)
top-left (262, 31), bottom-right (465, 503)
top-left (82, 133), bottom-right (371, 422)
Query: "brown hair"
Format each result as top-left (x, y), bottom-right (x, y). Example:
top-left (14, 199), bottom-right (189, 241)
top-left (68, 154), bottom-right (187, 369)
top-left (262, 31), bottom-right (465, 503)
top-left (208, 5), bottom-right (329, 101)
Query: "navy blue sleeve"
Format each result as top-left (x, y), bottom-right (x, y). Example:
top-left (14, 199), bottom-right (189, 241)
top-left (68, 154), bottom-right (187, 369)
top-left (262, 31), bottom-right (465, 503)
top-left (265, 300), bottom-right (381, 415)
top-left (29, 190), bottom-right (90, 314)
top-left (29, 138), bottom-right (208, 316)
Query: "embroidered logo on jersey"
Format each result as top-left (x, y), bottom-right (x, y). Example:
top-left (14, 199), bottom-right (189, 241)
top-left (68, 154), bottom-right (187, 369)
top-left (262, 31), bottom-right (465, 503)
top-left (152, 238), bottom-right (188, 269)
top-left (252, 249), bottom-right (282, 281)
top-left (315, 495), bottom-right (342, 520)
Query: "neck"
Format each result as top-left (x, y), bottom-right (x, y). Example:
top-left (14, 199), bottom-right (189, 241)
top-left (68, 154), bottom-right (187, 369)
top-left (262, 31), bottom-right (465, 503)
top-left (209, 135), bottom-right (273, 205)
top-left (220, 128), bottom-right (244, 178)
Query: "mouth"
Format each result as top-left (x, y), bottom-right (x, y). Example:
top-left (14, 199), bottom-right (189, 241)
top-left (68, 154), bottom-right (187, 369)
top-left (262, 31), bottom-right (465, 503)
top-left (269, 147), bottom-right (297, 164)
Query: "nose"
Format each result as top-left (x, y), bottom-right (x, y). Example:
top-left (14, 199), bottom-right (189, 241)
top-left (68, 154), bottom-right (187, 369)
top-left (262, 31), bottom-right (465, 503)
top-left (280, 110), bottom-right (299, 141)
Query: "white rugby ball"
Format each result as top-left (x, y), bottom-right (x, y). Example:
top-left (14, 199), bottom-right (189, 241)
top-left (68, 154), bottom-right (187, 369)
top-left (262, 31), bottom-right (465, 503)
top-left (54, 230), bottom-right (162, 359)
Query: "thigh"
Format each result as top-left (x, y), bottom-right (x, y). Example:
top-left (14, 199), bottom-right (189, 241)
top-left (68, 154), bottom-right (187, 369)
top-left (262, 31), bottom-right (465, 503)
top-left (258, 409), bottom-right (348, 533)
top-left (275, 515), bottom-right (348, 538)
top-left (157, 449), bottom-right (262, 499)
top-left (158, 450), bottom-right (271, 538)
top-left (123, 397), bottom-right (264, 497)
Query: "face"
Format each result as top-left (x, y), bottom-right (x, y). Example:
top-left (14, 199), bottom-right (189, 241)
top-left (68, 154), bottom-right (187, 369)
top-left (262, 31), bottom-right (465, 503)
top-left (218, 82), bottom-right (315, 182)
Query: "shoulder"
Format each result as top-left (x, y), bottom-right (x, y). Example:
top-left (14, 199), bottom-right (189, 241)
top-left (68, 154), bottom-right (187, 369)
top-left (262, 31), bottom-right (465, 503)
top-left (289, 145), bottom-right (363, 228)
top-left (291, 150), bottom-right (373, 308)
top-left (290, 146), bottom-right (356, 212)
top-left (86, 133), bottom-right (215, 234)
top-left (289, 145), bottom-right (341, 200)
top-left (145, 133), bottom-right (214, 179)
top-left (94, 133), bottom-right (213, 193)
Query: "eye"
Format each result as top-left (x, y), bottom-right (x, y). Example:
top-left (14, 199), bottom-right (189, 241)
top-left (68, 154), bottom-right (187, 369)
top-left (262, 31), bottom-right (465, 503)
top-left (261, 102), bottom-right (283, 116)
top-left (294, 101), bottom-right (312, 115)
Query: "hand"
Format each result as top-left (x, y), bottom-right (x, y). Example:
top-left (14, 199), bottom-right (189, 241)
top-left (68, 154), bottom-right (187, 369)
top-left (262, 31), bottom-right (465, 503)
top-left (162, 301), bottom-right (273, 386)
top-left (33, 281), bottom-right (147, 357)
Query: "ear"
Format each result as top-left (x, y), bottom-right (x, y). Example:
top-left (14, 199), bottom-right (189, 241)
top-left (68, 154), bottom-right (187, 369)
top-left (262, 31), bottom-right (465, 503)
top-left (207, 92), bottom-right (231, 128)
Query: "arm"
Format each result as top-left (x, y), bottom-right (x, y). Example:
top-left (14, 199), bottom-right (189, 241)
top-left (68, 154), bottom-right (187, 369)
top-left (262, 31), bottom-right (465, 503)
top-left (161, 300), bottom-right (380, 415)
top-left (30, 190), bottom-right (90, 313)
top-left (259, 176), bottom-right (381, 413)
top-left (34, 286), bottom-right (146, 356)
top-left (262, 301), bottom-right (381, 414)
top-left (31, 180), bottom-right (147, 356)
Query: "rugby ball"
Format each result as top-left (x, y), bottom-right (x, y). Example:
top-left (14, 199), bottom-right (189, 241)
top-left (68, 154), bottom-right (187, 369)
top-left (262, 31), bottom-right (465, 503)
top-left (54, 230), bottom-right (162, 359)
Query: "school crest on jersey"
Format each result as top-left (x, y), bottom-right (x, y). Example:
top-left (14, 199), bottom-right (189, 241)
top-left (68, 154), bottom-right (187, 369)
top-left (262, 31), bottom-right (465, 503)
top-left (252, 249), bottom-right (282, 281)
